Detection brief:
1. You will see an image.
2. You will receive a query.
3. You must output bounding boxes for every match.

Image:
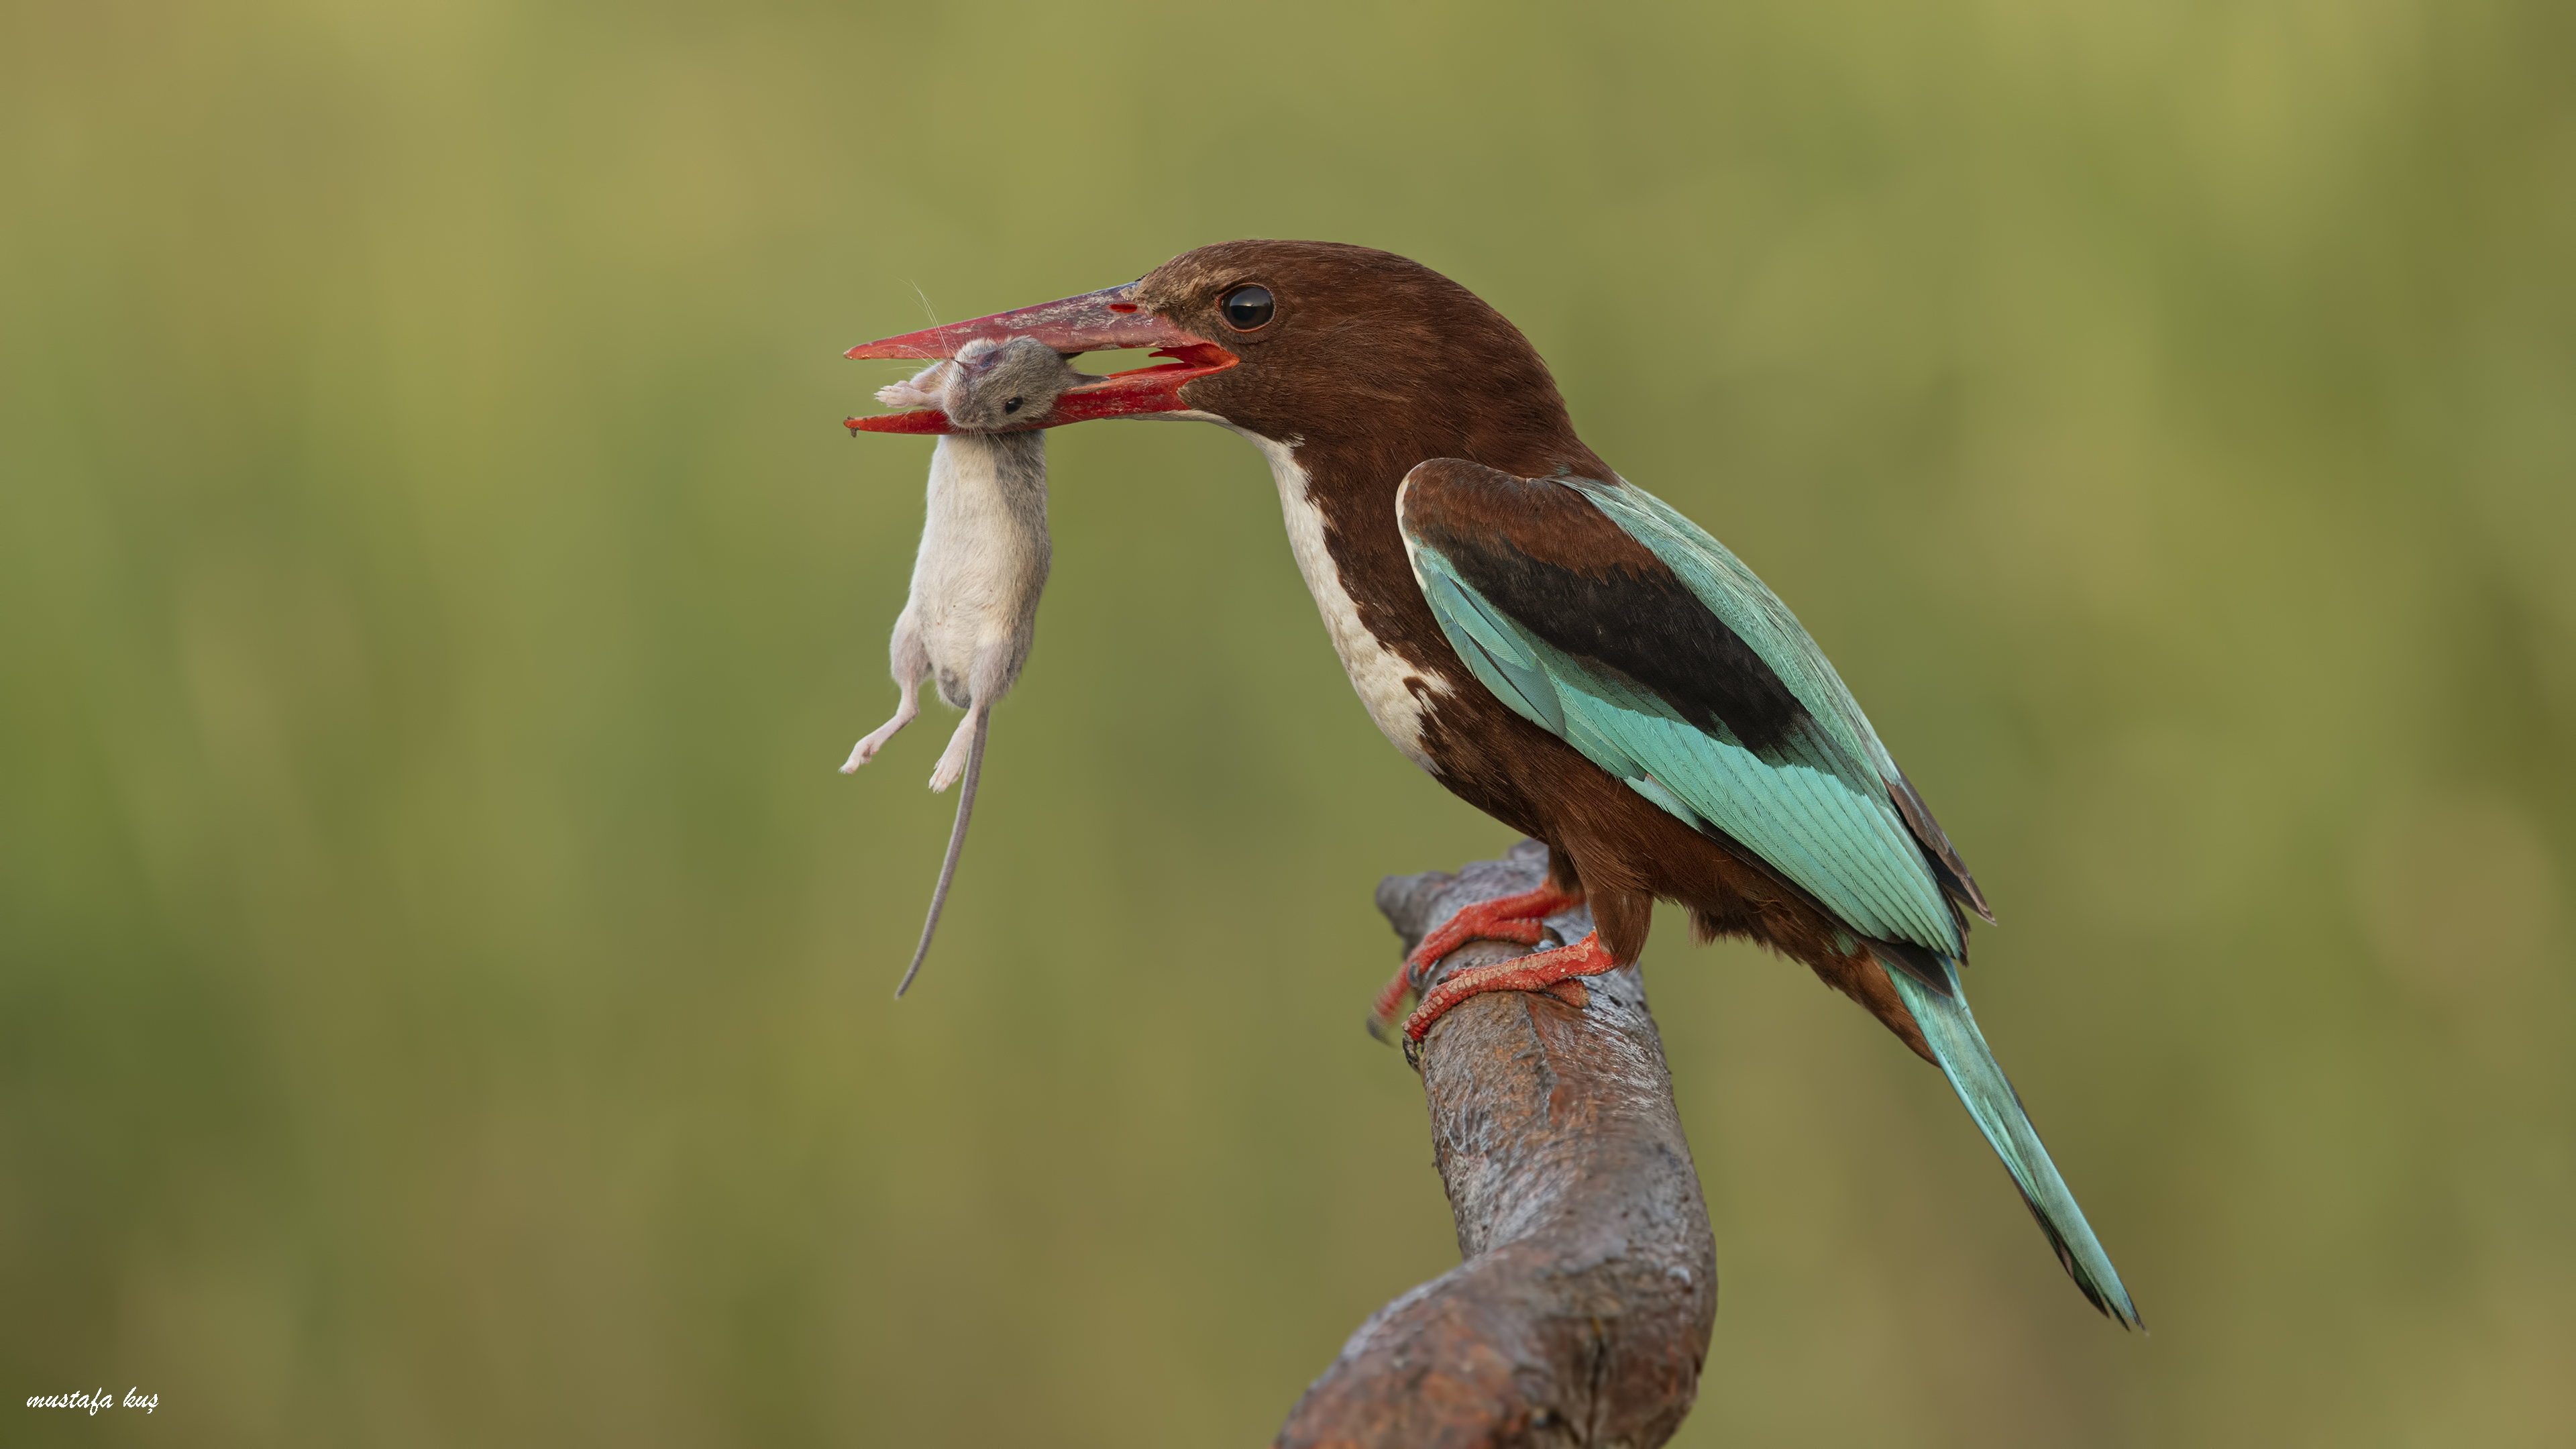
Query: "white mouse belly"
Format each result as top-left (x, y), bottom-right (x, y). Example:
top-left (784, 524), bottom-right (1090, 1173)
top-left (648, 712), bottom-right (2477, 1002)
top-left (910, 435), bottom-right (1051, 707)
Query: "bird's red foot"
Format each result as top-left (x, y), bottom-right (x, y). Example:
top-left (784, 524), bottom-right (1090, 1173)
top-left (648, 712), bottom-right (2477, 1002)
top-left (1368, 880), bottom-right (1588, 1040)
top-left (1407, 880), bottom-right (1585, 972)
top-left (1402, 930), bottom-right (1620, 1041)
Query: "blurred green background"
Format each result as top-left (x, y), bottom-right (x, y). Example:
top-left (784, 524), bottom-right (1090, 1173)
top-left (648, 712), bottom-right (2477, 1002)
top-left (4, 1), bottom-right (2571, 1444)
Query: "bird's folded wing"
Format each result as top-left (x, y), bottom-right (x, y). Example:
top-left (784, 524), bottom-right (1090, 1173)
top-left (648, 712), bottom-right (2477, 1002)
top-left (1568, 476), bottom-right (1992, 922)
top-left (1397, 460), bottom-right (1966, 957)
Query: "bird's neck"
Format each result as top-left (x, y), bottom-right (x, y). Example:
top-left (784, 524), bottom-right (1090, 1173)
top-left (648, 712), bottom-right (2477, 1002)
top-left (1274, 414), bottom-right (1613, 586)
top-left (1224, 419), bottom-right (1609, 773)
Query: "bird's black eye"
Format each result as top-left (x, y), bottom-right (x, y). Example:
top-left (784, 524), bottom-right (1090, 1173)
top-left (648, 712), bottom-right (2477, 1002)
top-left (1004, 396), bottom-right (1023, 414)
top-left (1221, 284), bottom-right (1275, 331)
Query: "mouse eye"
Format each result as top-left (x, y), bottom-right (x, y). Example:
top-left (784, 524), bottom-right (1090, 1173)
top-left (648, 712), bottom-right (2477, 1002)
top-left (1004, 396), bottom-right (1023, 414)
top-left (1220, 284), bottom-right (1275, 331)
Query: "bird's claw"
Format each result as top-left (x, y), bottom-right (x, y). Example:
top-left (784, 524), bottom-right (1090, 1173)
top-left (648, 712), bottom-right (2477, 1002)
top-left (1399, 881), bottom-right (1584, 977)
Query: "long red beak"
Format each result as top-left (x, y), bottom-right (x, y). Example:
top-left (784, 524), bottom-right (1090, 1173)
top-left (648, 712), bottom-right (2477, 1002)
top-left (843, 282), bottom-right (1235, 434)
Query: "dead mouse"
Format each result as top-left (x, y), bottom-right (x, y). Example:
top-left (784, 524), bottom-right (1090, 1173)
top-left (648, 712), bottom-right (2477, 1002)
top-left (843, 334), bottom-right (1089, 996)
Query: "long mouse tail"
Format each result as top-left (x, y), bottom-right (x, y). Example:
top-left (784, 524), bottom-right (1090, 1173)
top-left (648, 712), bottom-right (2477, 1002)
top-left (894, 706), bottom-right (987, 999)
top-left (1880, 950), bottom-right (2144, 1328)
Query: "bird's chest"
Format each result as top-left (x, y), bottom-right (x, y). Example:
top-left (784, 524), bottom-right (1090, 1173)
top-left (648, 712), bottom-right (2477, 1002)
top-left (1252, 439), bottom-right (1448, 773)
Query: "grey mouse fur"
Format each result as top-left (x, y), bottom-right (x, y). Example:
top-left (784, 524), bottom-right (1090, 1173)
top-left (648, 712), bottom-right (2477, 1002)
top-left (843, 335), bottom-right (1089, 996)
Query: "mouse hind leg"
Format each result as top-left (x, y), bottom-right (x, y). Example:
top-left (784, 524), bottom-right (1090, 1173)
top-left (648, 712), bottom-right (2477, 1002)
top-left (928, 637), bottom-right (1020, 792)
top-left (928, 704), bottom-right (981, 792)
top-left (845, 611), bottom-right (930, 773)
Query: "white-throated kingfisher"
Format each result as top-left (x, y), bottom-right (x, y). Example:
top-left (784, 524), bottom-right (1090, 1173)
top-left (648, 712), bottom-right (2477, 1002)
top-left (845, 240), bottom-right (2141, 1327)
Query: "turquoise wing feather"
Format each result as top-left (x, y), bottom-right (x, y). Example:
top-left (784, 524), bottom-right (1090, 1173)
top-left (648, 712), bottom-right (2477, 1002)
top-left (1398, 463), bottom-right (2141, 1328)
top-left (1405, 475), bottom-right (1961, 957)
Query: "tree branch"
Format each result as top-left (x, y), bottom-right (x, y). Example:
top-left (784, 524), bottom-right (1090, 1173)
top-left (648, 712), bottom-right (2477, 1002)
top-left (1275, 840), bottom-right (1718, 1449)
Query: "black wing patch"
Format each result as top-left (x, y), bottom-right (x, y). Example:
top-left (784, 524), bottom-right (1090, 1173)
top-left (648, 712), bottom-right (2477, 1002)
top-left (1407, 483), bottom-right (1813, 757)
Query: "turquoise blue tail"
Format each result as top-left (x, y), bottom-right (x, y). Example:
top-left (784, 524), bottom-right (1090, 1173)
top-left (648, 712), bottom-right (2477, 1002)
top-left (1881, 951), bottom-right (2144, 1328)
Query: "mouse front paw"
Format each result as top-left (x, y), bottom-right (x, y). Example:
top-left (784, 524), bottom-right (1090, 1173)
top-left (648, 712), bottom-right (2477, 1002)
top-left (875, 380), bottom-right (941, 410)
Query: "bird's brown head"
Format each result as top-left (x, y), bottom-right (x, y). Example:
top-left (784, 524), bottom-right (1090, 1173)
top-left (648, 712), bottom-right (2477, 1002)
top-left (847, 241), bottom-right (1594, 474)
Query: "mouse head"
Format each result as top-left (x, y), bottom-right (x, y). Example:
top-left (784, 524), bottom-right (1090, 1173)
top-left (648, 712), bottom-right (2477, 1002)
top-left (938, 335), bottom-right (1089, 432)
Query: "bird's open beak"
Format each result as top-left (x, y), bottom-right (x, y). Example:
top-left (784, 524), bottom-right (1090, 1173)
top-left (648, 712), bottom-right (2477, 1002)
top-left (843, 282), bottom-right (1235, 435)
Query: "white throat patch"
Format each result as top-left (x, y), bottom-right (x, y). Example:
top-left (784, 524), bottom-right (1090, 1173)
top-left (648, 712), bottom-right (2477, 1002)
top-left (1137, 414), bottom-right (1447, 772)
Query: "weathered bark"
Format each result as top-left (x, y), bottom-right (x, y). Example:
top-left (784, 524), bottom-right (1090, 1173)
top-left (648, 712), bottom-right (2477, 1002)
top-left (1275, 840), bottom-right (1719, 1449)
